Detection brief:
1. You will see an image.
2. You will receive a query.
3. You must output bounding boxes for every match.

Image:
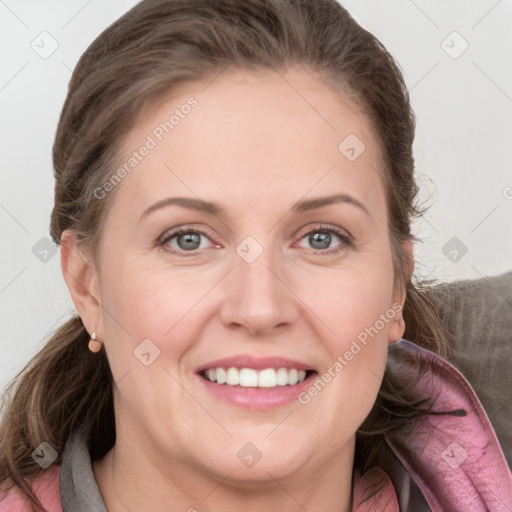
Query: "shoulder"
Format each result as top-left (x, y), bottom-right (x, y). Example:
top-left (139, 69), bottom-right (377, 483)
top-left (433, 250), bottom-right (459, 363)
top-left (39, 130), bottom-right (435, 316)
top-left (0, 465), bottom-right (62, 512)
top-left (386, 339), bottom-right (512, 511)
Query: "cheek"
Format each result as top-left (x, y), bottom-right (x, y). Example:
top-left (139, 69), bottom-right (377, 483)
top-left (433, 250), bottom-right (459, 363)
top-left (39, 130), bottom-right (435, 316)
top-left (303, 294), bottom-right (390, 446)
top-left (336, 287), bottom-right (394, 351)
top-left (298, 257), bottom-right (395, 349)
top-left (299, 262), bottom-right (394, 420)
top-left (96, 263), bottom-right (206, 417)
top-left (97, 258), bottom-right (214, 367)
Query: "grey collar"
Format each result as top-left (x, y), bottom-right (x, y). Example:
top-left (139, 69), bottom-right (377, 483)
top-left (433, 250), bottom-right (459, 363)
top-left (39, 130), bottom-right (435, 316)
top-left (60, 425), bottom-right (108, 512)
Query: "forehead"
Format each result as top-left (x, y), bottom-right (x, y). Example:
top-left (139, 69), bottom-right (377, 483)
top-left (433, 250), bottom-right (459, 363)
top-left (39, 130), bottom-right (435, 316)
top-left (112, 68), bottom-right (386, 221)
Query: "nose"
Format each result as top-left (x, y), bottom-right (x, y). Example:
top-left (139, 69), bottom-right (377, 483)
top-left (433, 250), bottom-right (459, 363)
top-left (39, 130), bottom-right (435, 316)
top-left (218, 243), bottom-right (299, 337)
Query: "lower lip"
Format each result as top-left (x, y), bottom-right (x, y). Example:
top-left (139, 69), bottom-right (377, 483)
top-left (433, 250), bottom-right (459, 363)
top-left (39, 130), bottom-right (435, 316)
top-left (196, 373), bottom-right (316, 410)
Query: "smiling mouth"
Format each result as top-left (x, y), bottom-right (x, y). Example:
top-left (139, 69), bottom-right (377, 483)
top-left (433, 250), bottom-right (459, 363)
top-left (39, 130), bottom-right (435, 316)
top-left (199, 367), bottom-right (317, 388)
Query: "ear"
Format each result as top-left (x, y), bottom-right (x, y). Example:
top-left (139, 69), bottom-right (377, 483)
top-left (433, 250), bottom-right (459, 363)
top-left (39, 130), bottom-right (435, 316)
top-left (388, 239), bottom-right (414, 343)
top-left (60, 230), bottom-right (104, 340)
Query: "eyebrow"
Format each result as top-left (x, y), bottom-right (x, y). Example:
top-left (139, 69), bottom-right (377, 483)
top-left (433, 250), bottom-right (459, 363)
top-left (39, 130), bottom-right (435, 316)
top-left (140, 193), bottom-right (371, 221)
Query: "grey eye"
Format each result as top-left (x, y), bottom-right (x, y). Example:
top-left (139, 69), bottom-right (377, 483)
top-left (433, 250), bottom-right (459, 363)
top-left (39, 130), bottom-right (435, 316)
top-left (175, 232), bottom-right (202, 251)
top-left (308, 232), bottom-right (332, 250)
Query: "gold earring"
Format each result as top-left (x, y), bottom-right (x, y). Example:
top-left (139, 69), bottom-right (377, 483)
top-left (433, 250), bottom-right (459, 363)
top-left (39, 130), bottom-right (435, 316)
top-left (88, 331), bottom-right (104, 353)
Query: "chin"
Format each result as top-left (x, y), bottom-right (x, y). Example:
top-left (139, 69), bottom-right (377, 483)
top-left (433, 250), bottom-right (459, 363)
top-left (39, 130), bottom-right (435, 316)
top-left (191, 435), bottom-right (314, 486)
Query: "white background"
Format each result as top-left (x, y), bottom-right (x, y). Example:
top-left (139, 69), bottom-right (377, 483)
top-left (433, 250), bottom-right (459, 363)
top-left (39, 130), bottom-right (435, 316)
top-left (1, 0), bottom-right (511, 394)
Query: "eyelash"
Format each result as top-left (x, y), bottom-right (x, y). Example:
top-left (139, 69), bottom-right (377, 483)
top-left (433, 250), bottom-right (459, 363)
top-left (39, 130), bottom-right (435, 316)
top-left (158, 224), bottom-right (353, 257)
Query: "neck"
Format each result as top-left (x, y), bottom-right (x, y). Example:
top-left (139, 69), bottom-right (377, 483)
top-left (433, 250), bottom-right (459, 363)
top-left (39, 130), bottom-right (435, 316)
top-left (93, 430), bottom-right (354, 512)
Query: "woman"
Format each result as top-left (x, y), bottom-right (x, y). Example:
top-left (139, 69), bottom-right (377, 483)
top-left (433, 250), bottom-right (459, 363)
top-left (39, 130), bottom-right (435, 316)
top-left (1, 0), bottom-right (511, 510)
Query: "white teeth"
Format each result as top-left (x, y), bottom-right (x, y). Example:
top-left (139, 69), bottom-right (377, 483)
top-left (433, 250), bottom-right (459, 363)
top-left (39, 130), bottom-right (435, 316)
top-left (216, 368), bottom-right (227, 384)
top-left (240, 368), bottom-right (258, 387)
top-left (258, 368), bottom-right (276, 387)
top-left (226, 367), bottom-right (240, 385)
top-left (276, 367), bottom-right (289, 385)
top-left (203, 367), bottom-right (309, 387)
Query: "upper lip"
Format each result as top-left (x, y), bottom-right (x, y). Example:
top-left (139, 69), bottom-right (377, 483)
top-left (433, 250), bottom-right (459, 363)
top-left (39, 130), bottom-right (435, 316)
top-left (196, 355), bottom-right (315, 373)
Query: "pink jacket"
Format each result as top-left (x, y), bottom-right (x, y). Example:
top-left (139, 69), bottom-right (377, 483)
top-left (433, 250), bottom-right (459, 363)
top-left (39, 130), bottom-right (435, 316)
top-left (1, 340), bottom-right (512, 511)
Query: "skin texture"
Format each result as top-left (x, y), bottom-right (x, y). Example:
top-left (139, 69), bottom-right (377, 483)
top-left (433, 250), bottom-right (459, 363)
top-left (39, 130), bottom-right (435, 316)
top-left (61, 68), bottom-right (409, 512)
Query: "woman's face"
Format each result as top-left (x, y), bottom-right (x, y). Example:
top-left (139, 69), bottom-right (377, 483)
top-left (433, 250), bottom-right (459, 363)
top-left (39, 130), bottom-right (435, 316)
top-left (84, 68), bottom-right (406, 482)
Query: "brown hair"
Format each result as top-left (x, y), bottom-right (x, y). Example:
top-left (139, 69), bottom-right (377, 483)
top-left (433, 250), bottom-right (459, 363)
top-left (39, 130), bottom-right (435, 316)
top-left (0, 0), bottom-right (448, 508)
